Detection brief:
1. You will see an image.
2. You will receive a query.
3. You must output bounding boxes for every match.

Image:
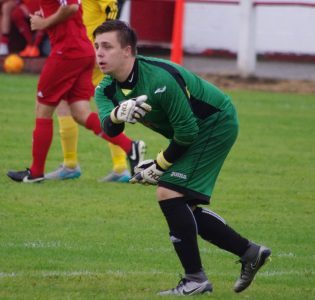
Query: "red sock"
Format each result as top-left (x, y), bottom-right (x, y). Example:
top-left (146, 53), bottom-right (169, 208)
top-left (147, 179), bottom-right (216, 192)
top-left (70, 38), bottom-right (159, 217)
top-left (30, 118), bottom-right (53, 177)
top-left (11, 7), bottom-right (33, 44)
top-left (85, 112), bottom-right (132, 153)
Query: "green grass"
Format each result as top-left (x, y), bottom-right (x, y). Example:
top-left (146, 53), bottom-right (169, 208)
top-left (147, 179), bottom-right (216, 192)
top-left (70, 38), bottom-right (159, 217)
top-left (0, 73), bottom-right (314, 299)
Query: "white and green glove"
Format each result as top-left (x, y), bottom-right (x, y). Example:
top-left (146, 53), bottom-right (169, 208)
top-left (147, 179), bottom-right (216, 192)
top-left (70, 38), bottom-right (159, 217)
top-left (110, 95), bottom-right (151, 124)
top-left (130, 152), bottom-right (173, 185)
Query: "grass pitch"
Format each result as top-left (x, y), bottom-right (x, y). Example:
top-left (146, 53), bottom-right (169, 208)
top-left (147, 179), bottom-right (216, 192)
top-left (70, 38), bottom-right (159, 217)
top-left (0, 73), bottom-right (314, 299)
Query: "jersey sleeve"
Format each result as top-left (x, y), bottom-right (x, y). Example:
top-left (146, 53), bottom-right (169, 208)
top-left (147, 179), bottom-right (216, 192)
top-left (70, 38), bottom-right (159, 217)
top-left (159, 77), bottom-right (199, 146)
top-left (94, 76), bottom-right (116, 126)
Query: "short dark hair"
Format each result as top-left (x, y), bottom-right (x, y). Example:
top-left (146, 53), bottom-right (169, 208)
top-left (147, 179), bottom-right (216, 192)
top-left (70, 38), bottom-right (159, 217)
top-left (93, 20), bottom-right (137, 56)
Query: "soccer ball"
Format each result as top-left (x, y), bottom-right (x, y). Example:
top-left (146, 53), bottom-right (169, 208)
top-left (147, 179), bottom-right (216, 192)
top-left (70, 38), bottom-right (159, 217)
top-left (3, 54), bottom-right (24, 74)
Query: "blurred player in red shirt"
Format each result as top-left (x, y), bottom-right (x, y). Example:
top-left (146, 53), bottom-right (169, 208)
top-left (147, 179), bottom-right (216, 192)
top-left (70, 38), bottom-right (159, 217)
top-left (7, 0), bottom-right (143, 183)
top-left (11, 0), bottom-right (44, 57)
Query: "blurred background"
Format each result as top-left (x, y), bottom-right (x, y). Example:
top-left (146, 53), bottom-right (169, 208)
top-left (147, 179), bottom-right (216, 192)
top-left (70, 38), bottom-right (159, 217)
top-left (1, 0), bottom-right (315, 81)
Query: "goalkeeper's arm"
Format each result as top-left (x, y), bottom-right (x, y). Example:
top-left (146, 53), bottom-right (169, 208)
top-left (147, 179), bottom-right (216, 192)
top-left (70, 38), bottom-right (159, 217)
top-left (102, 116), bottom-right (125, 137)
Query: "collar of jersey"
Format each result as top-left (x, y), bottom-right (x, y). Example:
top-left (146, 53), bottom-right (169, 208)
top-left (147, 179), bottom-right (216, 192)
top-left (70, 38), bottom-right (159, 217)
top-left (117, 58), bottom-right (138, 90)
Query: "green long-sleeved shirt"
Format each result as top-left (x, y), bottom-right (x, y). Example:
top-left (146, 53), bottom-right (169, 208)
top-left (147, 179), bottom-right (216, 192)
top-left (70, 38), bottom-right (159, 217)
top-left (95, 55), bottom-right (231, 147)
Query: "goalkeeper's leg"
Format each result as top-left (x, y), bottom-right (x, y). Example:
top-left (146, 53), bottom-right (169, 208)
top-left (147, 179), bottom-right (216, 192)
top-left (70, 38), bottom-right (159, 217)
top-left (192, 206), bottom-right (271, 293)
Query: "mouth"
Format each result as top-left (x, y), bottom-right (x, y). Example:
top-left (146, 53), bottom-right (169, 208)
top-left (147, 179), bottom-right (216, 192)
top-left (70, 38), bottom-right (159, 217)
top-left (98, 61), bottom-right (107, 69)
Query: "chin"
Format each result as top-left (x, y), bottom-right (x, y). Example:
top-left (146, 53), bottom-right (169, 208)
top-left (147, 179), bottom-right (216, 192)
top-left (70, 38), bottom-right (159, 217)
top-left (98, 67), bottom-right (108, 74)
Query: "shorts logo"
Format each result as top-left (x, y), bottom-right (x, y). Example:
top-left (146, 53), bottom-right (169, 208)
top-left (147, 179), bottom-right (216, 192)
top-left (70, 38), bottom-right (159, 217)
top-left (171, 172), bottom-right (187, 180)
top-left (37, 91), bottom-right (44, 98)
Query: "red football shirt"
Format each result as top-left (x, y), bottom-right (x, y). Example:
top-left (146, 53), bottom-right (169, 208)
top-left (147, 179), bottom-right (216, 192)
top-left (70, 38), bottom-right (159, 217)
top-left (40, 0), bottom-right (94, 59)
top-left (22, 0), bottom-right (40, 14)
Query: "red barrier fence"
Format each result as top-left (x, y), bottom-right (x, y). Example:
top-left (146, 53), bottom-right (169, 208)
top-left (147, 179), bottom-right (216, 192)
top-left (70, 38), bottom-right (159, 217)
top-left (131, 0), bottom-right (315, 63)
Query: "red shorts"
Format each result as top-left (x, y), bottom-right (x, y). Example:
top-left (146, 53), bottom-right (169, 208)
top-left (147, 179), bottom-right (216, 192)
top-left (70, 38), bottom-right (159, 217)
top-left (37, 56), bottom-right (95, 106)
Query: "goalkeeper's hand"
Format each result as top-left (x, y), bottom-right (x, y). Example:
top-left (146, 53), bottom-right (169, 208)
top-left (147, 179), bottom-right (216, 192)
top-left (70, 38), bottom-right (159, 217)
top-left (130, 152), bottom-right (173, 185)
top-left (110, 95), bottom-right (151, 124)
top-left (129, 159), bottom-right (163, 185)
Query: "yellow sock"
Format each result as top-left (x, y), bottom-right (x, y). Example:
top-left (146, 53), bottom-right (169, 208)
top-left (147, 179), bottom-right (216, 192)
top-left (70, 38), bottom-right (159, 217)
top-left (108, 143), bottom-right (128, 174)
top-left (93, 67), bottom-right (128, 174)
top-left (58, 116), bottom-right (79, 169)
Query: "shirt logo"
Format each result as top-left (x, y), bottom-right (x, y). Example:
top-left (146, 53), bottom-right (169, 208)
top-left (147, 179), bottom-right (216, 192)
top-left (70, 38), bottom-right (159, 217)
top-left (128, 72), bottom-right (134, 83)
top-left (154, 86), bottom-right (167, 94)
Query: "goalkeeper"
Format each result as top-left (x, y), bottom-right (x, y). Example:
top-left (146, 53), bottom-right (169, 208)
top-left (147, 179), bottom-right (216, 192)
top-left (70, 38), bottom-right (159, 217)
top-left (94, 20), bottom-right (271, 296)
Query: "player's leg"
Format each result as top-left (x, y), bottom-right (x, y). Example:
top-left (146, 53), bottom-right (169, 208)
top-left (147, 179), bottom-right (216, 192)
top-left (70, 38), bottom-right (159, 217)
top-left (55, 102), bottom-right (78, 169)
top-left (176, 110), bottom-right (250, 258)
top-left (7, 56), bottom-right (70, 183)
top-left (70, 99), bottom-right (131, 150)
top-left (7, 101), bottom-right (55, 182)
top-left (193, 107), bottom-right (270, 292)
top-left (45, 101), bottom-right (82, 180)
top-left (69, 58), bottom-right (146, 176)
top-left (156, 187), bottom-right (212, 296)
top-left (0, 0), bottom-right (16, 56)
top-left (192, 206), bottom-right (271, 293)
top-left (70, 100), bottom-right (145, 176)
top-left (92, 64), bottom-right (130, 182)
top-left (98, 143), bottom-right (131, 182)
top-left (159, 105), bottom-right (271, 292)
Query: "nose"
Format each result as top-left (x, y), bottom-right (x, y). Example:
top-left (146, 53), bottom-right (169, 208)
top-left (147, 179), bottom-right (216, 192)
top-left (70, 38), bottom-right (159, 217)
top-left (95, 47), bottom-right (103, 57)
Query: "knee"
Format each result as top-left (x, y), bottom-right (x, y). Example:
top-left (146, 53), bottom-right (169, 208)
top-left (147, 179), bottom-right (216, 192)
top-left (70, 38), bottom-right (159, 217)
top-left (71, 112), bottom-right (85, 125)
top-left (35, 102), bottom-right (54, 119)
top-left (70, 103), bottom-right (90, 126)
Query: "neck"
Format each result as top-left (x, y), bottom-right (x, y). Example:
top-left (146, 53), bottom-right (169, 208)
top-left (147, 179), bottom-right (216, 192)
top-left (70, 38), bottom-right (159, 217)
top-left (115, 57), bottom-right (136, 82)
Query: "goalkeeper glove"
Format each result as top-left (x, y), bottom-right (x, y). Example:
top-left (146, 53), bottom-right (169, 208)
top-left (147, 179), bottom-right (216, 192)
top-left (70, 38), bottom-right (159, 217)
top-left (130, 152), bottom-right (173, 185)
top-left (110, 95), bottom-right (151, 124)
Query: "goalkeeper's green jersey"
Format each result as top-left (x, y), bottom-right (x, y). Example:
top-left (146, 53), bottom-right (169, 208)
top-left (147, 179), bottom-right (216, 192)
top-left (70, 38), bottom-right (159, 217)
top-left (95, 55), bottom-right (232, 147)
top-left (95, 55), bottom-right (238, 201)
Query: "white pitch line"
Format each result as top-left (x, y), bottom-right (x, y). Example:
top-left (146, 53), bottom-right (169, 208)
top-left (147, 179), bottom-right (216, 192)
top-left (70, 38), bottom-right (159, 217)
top-left (0, 269), bottom-right (313, 279)
top-left (1, 242), bottom-right (312, 259)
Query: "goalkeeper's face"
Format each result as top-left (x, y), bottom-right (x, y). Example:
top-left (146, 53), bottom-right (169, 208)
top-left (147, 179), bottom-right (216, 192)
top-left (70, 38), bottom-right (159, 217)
top-left (94, 31), bottom-right (132, 77)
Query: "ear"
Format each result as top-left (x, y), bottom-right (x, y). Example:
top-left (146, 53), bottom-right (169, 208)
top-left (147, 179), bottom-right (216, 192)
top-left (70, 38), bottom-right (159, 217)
top-left (123, 45), bottom-right (133, 57)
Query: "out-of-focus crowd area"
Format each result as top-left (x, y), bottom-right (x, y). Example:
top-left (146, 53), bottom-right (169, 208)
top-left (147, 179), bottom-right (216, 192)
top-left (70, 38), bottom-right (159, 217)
top-left (0, 0), bottom-right (50, 58)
